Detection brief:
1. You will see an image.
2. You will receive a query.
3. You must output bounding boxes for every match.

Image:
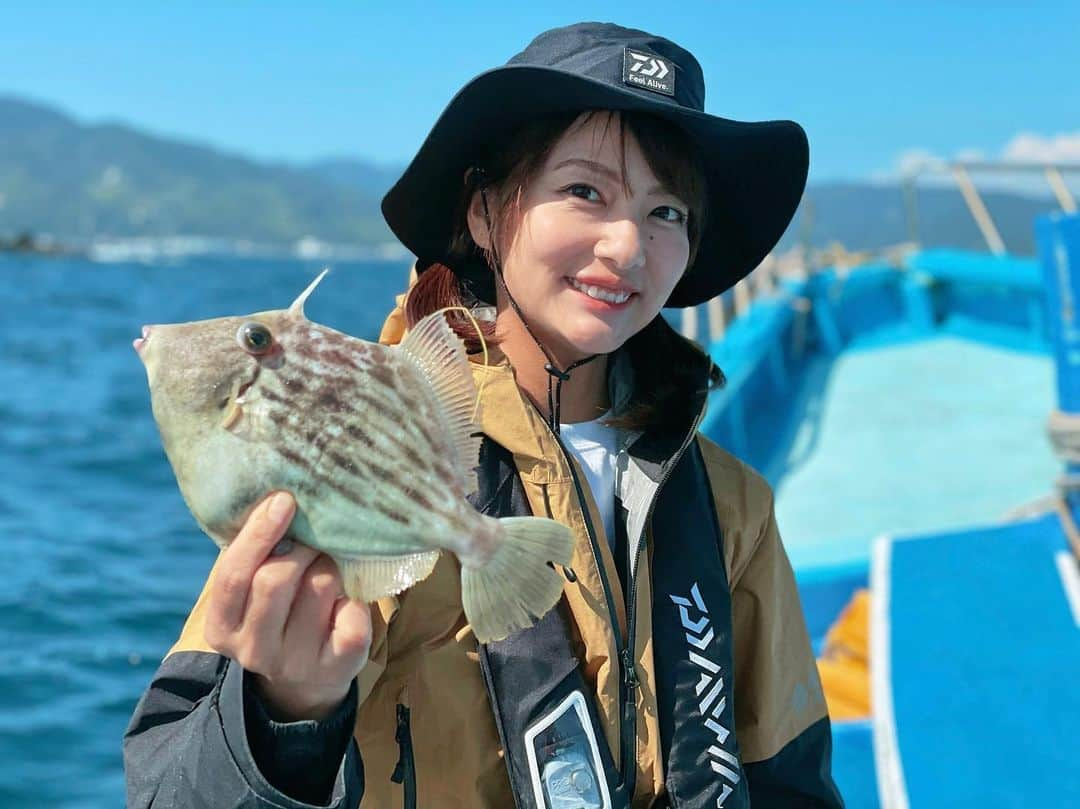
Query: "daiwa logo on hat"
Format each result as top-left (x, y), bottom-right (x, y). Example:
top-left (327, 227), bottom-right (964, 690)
top-left (622, 47), bottom-right (675, 96)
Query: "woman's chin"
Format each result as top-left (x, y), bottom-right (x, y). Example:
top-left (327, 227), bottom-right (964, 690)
top-left (554, 326), bottom-right (628, 359)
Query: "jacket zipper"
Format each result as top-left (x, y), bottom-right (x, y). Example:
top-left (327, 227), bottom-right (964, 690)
top-left (532, 397), bottom-right (706, 802)
top-left (536, 416), bottom-right (628, 784)
top-left (617, 403), bottom-right (707, 802)
top-left (623, 402), bottom-right (708, 654)
top-left (539, 416), bottom-right (627, 650)
top-left (391, 703), bottom-right (417, 809)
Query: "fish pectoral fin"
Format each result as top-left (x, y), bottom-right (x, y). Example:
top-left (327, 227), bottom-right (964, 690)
top-left (337, 550), bottom-right (441, 602)
top-left (398, 312), bottom-right (481, 496)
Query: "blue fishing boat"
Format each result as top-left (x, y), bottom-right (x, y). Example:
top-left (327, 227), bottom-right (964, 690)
top-left (685, 163), bottom-right (1080, 808)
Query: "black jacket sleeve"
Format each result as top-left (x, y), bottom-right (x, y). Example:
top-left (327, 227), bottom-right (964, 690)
top-left (742, 716), bottom-right (845, 808)
top-left (123, 650), bottom-right (364, 808)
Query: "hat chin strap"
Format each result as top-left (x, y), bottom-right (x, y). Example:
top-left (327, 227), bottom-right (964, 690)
top-left (480, 184), bottom-right (600, 434)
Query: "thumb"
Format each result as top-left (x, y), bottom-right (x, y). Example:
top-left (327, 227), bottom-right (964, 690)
top-left (210, 492), bottom-right (297, 631)
top-left (229, 491), bottom-right (297, 563)
top-left (324, 597), bottom-right (373, 667)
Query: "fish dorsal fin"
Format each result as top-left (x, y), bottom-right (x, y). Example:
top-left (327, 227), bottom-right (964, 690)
top-left (398, 312), bottom-right (481, 495)
top-left (288, 269), bottom-right (330, 318)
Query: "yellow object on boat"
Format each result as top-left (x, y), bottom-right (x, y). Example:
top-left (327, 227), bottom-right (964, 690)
top-left (816, 588), bottom-right (871, 721)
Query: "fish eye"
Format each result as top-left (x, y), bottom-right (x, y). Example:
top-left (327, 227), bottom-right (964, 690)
top-left (237, 322), bottom-right (274, 355)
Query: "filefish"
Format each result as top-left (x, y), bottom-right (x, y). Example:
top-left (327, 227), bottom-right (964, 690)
top-left (134, 271), bottom-right (573, 643)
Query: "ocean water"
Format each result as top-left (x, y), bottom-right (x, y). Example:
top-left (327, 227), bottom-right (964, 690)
top-left (0, 253), bottom-right (413, 808)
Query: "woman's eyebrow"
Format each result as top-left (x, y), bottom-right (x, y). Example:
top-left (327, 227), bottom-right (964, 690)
top-left (552, 157), bottom-right (620, 180)
top-left (551, 157), bottom-right (670, 198)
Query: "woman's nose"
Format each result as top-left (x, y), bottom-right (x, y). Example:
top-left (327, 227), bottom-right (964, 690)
top-left (595, 219), bottom-right (646, 273)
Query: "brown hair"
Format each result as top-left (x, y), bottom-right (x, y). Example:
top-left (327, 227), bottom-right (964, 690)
top-left (405, 109), bottom-right (720, 431)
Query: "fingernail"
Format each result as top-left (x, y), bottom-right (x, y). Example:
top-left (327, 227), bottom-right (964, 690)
top-left (271, 538), bottom-right (295, 556)
top-left (266, 492), bottom-right (294, 525)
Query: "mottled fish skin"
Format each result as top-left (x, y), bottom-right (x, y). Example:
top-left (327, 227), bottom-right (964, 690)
top-left (234, 315), bottom-right (486, 560)
top-left (139, 274), bottom-right (574, 640)
top-left (139, 304), bottom-right (495, 570)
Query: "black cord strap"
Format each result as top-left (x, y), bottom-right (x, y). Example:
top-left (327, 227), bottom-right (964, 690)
top-left (478, 179), bottom-right (601, 433)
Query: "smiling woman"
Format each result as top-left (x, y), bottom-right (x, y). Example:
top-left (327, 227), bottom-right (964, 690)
top-left (470, 112), bottom-right (700, 355)
top-left (124, 21), bottom-right (842, 809)
top-left (405, 108), bottom-right (711, 429)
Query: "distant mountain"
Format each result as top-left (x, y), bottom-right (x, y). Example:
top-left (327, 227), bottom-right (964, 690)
top-left (0, 95), bottom-right (1064, 256)
top-left (304, 157), bottom-right (403, 200)
top-left (781, 182), bottom-right (1061, 257)
top-left (0, 96), bottom-right (401, 247)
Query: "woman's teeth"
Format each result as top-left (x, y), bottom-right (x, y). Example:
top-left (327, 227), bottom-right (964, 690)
top-left (569, 278), bottom-right (632, 304)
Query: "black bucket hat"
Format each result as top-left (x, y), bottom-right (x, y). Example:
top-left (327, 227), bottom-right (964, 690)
top-left (381, 21), bottom-right (808, 308)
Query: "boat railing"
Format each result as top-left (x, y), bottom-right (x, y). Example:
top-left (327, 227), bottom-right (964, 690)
top-left (679, 252), bottom-right (780, 344)
top-left (678, 240), bottom-right (915, 345)
top-left (902, 159), bottom-right (1080, 255)
top-left (680, 160), bottom-right (1080, 345)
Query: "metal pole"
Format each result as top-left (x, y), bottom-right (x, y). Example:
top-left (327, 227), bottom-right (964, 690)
top-left (733, 278), bottom-right (752, 317)
top-left (681, 304), bottom-right (699, 342)
top-left (951, 165), bottom-right (1007, 255)
top-left (799, 197), bottom-right (815, 272)
top-left (901, 175), bottom-right (921, 247)
top-left (707, 296), bottom-right (726, 342)
top-left (757, 254), bottom-right (777, 294)
top-left (1045, 167), bottom-right (1078, 214)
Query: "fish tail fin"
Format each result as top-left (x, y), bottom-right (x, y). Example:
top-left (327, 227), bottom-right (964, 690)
top-left (460, 517), bottom-right (574, 643)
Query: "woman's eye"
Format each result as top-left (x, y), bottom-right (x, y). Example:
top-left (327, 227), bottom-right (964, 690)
top-left (236, 322), bottom-right (274, 355)
top-left (653, 205), bottom-right (687, 225)
top-left (565, 184), bottom-right (601, 202)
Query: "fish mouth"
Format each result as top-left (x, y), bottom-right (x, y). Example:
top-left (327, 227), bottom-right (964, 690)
top-left (222, 368), bottom-right (261, 430)
top-left (133, 325), bottom-right (151, 356)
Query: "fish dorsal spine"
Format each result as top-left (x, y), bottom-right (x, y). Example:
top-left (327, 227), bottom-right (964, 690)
top-left (398, 312), bottom-right (481, 496)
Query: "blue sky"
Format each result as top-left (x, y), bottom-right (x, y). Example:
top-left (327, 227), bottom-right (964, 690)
top-left (2, 1), bottom-right (1077, 184)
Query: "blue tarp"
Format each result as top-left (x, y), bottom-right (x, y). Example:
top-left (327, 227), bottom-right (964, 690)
top-left (876, 514), bottom-right (1080, 807)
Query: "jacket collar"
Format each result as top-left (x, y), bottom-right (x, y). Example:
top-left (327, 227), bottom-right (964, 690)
top-left (469, 315), bottom-right (712, 480)
top-left (469, 354), bottom-right (565, 483)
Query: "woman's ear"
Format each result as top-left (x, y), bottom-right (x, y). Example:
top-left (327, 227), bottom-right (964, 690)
top-left (466, 189), bottom-right (492, 251)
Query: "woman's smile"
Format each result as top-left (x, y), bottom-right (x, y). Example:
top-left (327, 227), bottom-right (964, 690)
top-left (565, 275), bottom-right (638, 308)
top-left (474, 111), bottom-right (691, 363)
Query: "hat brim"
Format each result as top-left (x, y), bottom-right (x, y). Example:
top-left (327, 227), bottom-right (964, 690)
top-left (382, 65), bottom-right (808, 308)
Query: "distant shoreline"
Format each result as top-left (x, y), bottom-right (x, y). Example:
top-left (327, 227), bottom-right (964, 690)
top-left (0, 233), bottom-right (411, 264)
top-left (0, 232), bottom-right (85, 257)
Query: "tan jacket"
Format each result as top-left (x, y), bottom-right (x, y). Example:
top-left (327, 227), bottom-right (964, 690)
top-left (166, 305), bottom-right (830, 808)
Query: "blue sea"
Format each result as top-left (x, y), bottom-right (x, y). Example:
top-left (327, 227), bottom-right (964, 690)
top-left (0, 253), bottom-right (414, 808)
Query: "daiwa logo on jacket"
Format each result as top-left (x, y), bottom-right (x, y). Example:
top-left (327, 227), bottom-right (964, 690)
top-left (670, 582), bottom-right (743, 806)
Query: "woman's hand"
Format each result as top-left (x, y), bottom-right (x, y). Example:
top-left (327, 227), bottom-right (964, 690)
top-left (204, 491), bottom-right (372, 722)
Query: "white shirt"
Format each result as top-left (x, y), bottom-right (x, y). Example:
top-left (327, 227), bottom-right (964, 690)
top-left (560, 412), bottom-right (619, 550)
